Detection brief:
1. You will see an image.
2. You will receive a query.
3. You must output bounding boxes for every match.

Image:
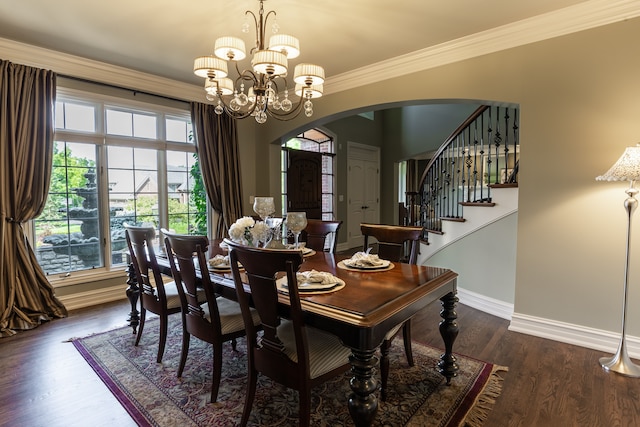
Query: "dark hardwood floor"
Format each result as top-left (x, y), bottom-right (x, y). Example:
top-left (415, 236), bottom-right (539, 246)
top-left (1, 298), bottom-right (638, 427)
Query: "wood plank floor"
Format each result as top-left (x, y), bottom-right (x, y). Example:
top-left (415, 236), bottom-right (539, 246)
top-left (1, 298), bottom-right (638, 427)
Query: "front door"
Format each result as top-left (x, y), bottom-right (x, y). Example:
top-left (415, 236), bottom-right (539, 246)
top-left (286, 149), bottom-right (322, 219)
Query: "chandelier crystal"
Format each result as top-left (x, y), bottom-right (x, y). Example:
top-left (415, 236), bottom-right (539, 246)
top-left (193, 0), bottom-right (325, 124)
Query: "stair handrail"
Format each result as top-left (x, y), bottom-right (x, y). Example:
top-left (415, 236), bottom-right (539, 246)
top-left (413, 104), bottom-right (519, 238)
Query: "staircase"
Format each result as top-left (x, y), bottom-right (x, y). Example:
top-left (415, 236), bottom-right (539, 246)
top-left (409, 104), bottom-right (520, 319)
top-left (406, 104), bottom-right (519, 245)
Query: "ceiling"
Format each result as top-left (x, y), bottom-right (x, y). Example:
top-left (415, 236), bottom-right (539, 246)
top-left (0, 0), bottom-right (590, 89)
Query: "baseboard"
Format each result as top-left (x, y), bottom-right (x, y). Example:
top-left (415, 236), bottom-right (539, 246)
top-left (456, 288), bottom-right (640, 358)
top-left (457, 287), bottom-right (514, 320)
top-left (509, 312), bottom-right (640, 359)
top-left (57, 284), bottom-right (128, 311)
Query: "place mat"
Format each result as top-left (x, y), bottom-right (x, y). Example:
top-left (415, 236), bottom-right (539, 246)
top-left (337, 260), bottom-right (395, 272)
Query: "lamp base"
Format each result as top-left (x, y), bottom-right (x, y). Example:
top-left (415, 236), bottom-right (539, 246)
top-left (600, 349), bottom-right (640, 378)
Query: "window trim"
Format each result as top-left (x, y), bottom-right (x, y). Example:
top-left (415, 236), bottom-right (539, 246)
top-left (36, 86), bottom-right (197, 285)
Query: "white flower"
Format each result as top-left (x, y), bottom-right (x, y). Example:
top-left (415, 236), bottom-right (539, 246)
top-left (251, 221), bottom-right (270, 242)
top-left (229, 216), bottom-right (276, 246)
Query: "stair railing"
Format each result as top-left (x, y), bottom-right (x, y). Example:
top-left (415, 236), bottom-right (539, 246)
top-left (415, 105), bottom-right (519, 239)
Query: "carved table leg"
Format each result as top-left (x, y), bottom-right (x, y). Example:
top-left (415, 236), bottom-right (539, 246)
top-left (348, 348), bottom-right (379, 427)
top-left (438, 291), bottom-right (459, 384)
top-left (125, 263), bottom-right (140, 334)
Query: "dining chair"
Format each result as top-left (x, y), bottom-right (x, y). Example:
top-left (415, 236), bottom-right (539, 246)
top-left (360, 223), bottom-right (423, 401)
top-left (301, 219), bottom-right (342, 253)
top-left (226, 239), bottom-right (352, 427)
top-left (162, 230), bottom-right (260, 403)
top-left (125, 224), bottom-right (186, 363)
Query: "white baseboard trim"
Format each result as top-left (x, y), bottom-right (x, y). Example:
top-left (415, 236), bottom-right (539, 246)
top-left (456, 288), bottom-right (640, 358)
top-left (57, 284), bottom-right (128, 311)
top-left (509, 312), bottom-right (640, 359)
top-left (457, 287), bottom-right (514, 321)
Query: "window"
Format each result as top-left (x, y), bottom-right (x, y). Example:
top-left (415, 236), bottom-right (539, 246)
top-left (281, 129), bottom-right (335, 220)
top-left (33, 90), bottom-right (204, 277)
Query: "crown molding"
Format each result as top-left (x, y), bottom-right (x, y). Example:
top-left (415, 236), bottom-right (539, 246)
top-left (325, 0), bottom-right (640, 95)
top-left (0, 37), bottom-right (203, 102)
top-left (1, 0), bottom-right (639, 101)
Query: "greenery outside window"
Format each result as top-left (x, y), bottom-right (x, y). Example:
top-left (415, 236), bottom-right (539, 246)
top-left (33, 89), bottom-right (205, 277)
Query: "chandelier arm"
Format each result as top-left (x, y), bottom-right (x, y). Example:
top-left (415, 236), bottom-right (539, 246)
top-left (265, 94), bottom-right (307, 120)
top-left (245, 8), bottom-right (259, 54)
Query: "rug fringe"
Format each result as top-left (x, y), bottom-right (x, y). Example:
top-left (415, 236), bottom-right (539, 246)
top-left (461, 365), bottom-right (508, 427)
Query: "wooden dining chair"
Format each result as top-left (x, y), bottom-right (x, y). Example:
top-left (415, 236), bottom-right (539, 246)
top-left (125, 224), bottom-right (184, 363)
top-left (162, 230), bottom-right (260, 403)
top-left (360, 223), bottom-right (423, 401)
top-left (301, 219), bottom-right (342, 253)
top-left (226, 239), bottom-right (352, 427)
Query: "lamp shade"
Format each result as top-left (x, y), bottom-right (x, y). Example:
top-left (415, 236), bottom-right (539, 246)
top-left (214, 36), bottom-right (246, 61)
top-left (251, 50), bottom-right (288, 76)
top-left (193, 56), bottom-right (228, 79)
top-left (205, 77), bottom-right (234, 96)
top-left (293, 63), bottom-right (325, 85)
top-left (295, 83), bottom-right (323, 99)
top-left (596, 145), bottom-right (640, 182)
top-left (269, 34), bottom-right (300, 59)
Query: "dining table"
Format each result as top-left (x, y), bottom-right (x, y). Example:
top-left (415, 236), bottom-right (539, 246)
top-left (131, 242), bottom-right (459, 427)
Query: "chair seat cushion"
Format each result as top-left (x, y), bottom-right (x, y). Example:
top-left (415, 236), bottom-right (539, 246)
top-left (203, 297), bottom-right (260, 335)
top-left (278, 320), bottom-right (351, 379)
top-left (161, 281), bottom-right (183, 309)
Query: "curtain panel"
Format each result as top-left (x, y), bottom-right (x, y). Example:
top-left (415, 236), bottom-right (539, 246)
top-left (190, 102), bottom-right (243, 239)
top-left (0, 60), bottom-right (67, 337)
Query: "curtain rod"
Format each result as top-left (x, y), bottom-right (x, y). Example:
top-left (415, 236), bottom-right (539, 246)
top-left (58, 74), bottom-right (190, 105)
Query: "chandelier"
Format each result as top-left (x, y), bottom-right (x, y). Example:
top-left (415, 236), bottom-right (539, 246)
top-left (193, 0), bottom-right (325, 124)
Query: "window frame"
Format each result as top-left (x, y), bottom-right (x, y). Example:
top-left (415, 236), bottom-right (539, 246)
top-left (33, 87), bottom-right (200, 286)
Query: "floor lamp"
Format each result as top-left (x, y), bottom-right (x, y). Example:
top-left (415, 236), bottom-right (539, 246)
top-left (596, 145), bottom-right (640, 377)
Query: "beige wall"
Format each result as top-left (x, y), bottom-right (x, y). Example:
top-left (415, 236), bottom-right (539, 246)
top-left (4, 14), bottom-right (639, 339)
top-left (240, 18), bottom-right (640, 336)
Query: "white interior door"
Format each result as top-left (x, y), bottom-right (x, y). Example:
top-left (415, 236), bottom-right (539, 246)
top-left (347, 143), bottom-right (380, 249)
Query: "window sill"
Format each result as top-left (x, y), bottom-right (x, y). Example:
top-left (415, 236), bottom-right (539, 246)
top-left (48, 268), bottom-right (128, 288)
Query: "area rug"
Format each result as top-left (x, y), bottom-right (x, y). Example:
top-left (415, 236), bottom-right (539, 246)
top-left (72, 316), bottom-right (507, 427)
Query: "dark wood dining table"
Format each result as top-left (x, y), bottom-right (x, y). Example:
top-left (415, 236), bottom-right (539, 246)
top-left (130, 244), bottom-right (459, 427)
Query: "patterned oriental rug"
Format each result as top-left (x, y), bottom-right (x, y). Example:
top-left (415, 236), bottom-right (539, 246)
top-left (72, 317), bottom-right (507, 427)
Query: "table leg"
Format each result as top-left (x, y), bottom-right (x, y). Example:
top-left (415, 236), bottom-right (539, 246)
top-left (438, 291), bottom-right (459, 384)
top-left (348, 348), bottom-right (379, 427)
top-left (125, 263), bottom-right (140, 334)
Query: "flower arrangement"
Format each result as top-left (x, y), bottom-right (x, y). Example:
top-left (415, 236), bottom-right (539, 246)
top-left (228, 216), bottom-right (271, 247)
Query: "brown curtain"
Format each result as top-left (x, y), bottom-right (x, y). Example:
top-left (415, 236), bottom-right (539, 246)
top-left (0, 60), bottom-right (67, 337)
top-left (190, 102), bottom-right (243, 239)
